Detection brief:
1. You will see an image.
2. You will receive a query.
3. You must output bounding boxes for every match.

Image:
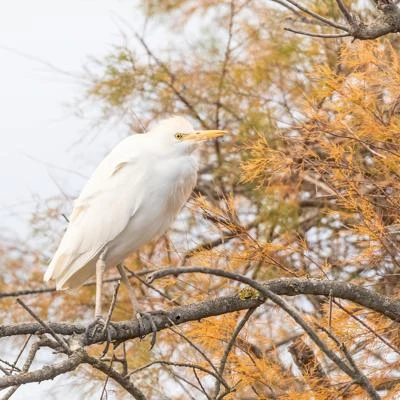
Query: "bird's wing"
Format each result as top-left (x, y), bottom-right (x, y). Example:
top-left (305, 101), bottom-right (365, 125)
top-left (44, 135), bottom-right (147, 287)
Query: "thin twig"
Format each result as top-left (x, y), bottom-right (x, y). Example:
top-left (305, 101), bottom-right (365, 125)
top-left (214, 308), bottom-right (255, 397)
top-left (121, 343), bottom-right (128, 376)
top-left (283, 0), bottom-right (349, 30)
top-left (10, 334), bottom-right (32, 374)
top-left (329, 290), bottom-right (333, 331)
top-left (0, 359), bottom-right (20, 373)
top-left (215, 0), bottom-right (235, 129)
top-left (284, 27), bottom-right (351, 38)
top-left (0, 268), bottom-right (156, 299)
top-left (99, 355), bottom-right (114, 400)
top-left (125, 267), bottom-right (179, 306)
top-left (133, 32), bottom-right (209, 128)
top-left (193, 367), bottom-right (211, 400)
top-left (335, 0), bottom-right (353, 23)
top-left (16, 298), bottom-right (70, 354)
top-left (101, 281), bottom-right (121, 357)
top-left (182, 219), bottom-right (258, 262)
top-left (127, 360), bottom-right (224, 385)
top-left (163, 366), bottom-right (201, 398)
top-left (1, 339), bottom-right (44, 400)
top-left (333, 300), bottom-right (400, 356)
top-left (319, 326), bottom-right (380, 399)
top-left (102, 281), bottom-right (121, 336)
top-left (84, 353), bottom-right (146, 400)
top-left (168, 326), bottom-right (228, 387)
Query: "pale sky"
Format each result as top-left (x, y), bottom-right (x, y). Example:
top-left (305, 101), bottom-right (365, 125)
top-left (0, 0), bottom-right (142, 238)
top-left (0, 1), bottom-right (144, 398)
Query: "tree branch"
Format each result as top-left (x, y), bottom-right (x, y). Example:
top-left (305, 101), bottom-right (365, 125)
top-left (1, 276), bottom-right (396, 397)
top-left (284, 27), bottom-right (351, 38)
top-left (281, 0), bottom-right (400, 40)
top-left (133, 32), bottom-right (209, 129)
top-left (0, 350), bottom-right (84, 389)
top-left (214, 308), bottom-right (256, 398)
top-left (84, 354), bottom-right (146, 400)
top-left (0, 268), bottom-right (154, 299)
top-left (0, 343), bottom-right (147, 399)
top-left (1, 278), bottom-right (399, 345)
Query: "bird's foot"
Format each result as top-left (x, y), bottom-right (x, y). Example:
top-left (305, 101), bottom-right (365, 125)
top-left (85, 316), bottom-right (118, 344)
top-left (135, 311), bottom-right (160, 350)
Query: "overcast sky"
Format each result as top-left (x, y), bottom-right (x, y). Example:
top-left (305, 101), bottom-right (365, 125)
top-left (0, 0), bottom-right (142, 239)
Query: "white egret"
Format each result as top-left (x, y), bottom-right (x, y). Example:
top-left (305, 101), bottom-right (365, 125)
top-left (44, 116), bottom-right (226, 335)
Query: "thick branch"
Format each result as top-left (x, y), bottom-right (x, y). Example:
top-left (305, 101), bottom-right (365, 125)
top-left (350, 4), bottom-right (400, 39)
top-left (0, 346), bottom-right (146, 399)
top-left (0, 351), bottom-right (84, 389)
top-left (282, 0), bottom-right (400, 40)
top-left (1, 278), bottom-right (399, 346)
top-left (0, 295), bottom-right (263, 345)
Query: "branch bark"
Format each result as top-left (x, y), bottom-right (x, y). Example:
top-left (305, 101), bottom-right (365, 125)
top-left (281, 0), bottom-right (400, 40)
top-left (1, 278), bottom-right (399, 345)
top-left (0, 344), bottom-right (147, 399)
top-left (1, 276), bottom-right (396, 398)
top-left (0, 350), bottom-right (84, 389)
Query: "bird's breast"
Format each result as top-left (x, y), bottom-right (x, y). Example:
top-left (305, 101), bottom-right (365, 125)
top-left (105, 155), bottom-right (197, 265)
top-left (160, 156), bottom-right (198, 212)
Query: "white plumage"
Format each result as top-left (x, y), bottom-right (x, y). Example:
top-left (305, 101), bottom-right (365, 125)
top-left (44, 116), bottom-right (226, 320)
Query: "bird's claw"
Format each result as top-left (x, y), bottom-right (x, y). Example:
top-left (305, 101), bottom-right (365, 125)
top-left (136, 311), bottom-right (158, 349)
top-left (85, 316), bottom-right (118, 344)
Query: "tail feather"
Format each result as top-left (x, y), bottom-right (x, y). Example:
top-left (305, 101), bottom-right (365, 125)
top-left (56, 257), bottom-right (97, 290)
top-left (44, 250), bottom-right (98, 290)
top-left (44, 252), bottom-right (68, 282)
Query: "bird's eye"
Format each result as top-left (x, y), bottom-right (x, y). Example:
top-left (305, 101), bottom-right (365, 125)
top-left (175, 133), bottom-right (184, 140)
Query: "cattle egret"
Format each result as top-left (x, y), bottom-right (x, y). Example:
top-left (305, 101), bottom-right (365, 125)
top-left (44, 116), bottom-right (227, 335)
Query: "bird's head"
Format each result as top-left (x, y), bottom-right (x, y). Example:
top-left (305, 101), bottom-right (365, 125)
top-left (151, 116), bottom-right (227, 154)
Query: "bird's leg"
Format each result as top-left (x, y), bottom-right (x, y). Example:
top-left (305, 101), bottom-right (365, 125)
top-left (94, 252), bottom-right (106, 319)
top-left (116, 264), bottom-right (158, 348)
top-left (85, 248), bottom-right (117, 344)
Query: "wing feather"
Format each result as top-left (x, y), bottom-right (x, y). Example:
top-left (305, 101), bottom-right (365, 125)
top-left (44, 134), bottom-right (146, 288)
